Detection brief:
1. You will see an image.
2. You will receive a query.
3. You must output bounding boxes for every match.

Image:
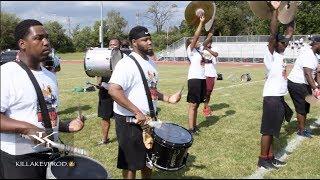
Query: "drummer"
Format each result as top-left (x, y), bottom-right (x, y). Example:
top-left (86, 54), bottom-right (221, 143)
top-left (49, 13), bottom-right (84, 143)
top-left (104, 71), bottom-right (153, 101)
top-left (108, 26), bottom-right (182, 179)
top-left (0, 19), bottom-right (85, 179)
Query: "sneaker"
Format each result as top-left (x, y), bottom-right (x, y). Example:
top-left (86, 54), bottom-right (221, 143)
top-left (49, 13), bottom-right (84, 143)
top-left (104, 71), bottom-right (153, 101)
top-left (97, 138), bottom-right (110, 145)
top-left (188, 128), bottom-right (197, 135)
top-left (203, 107), bottom-right (213, 117)
top-left (270, 157), bottom-right (286, 167)
top-left (194, 125), bottom-right (201, 132)
top-left (297, 129), bottom-right (312, 138)
top-left (257, 157), bottom-right (278, 170)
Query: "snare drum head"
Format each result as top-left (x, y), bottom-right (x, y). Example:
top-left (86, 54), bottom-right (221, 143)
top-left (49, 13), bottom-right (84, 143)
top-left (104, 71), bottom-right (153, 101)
top-left (153, 123), bottom-right (193, 148)
top-left (50, 155), bottom-right (108, 179)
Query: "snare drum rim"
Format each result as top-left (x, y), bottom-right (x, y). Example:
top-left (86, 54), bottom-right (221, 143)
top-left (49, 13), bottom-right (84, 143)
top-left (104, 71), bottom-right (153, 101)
top-left (152, 123), bottom-right (193, 148)
top-left (47, 154), bottom-right (111, 179)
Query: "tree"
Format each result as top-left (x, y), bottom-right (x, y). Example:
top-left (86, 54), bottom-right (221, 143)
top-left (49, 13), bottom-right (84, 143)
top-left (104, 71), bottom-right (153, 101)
top-left (72, 26), bottom-right (95, 52)
top-left (44, 21), bottom-right (74, 53)
top-left (0, 12), bottom-right (20, 50)
top-left (144, 1), bottom-right (177, 33)
top-left (105, 10), bottom-right (128, 42)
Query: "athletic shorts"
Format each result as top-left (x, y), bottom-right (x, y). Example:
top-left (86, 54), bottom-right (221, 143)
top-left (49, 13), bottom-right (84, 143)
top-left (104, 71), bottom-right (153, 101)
top-left (287, 80), bottom-right (312, 115)
top-left (114, 113), bottom-right (147, 170)
top-left (205, 77), bottom-right (216, 95)
top-left (98, 89), bottom-right (114, 120)
top-left (260, 96), bottom-right (286, 138)
top-left (187, 79), bottom-right (207, 104)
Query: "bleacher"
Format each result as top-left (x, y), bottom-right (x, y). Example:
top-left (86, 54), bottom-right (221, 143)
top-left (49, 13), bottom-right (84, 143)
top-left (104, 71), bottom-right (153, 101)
top-left (157, 35), bottom-right (319, 64)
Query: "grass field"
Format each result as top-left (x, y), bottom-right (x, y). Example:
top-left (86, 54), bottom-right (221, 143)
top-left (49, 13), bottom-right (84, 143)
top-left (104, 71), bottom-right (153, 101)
top-left (57, 61), bottom-right (320, 179)
top-left (59, 52), bottom-right (85, 61)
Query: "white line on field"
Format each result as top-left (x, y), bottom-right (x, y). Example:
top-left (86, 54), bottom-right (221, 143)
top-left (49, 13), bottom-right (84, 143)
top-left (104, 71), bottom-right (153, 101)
top-left (246, 118), bottom-right (320, 179)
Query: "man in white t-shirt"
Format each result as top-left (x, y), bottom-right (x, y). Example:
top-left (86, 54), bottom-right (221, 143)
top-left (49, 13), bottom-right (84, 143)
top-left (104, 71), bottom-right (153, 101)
top-left (0, 19), bottom-right (85, 179)
top-left (185, 15), bottom-right (207, 134)
top-left (287, 36), bottom-right (320, 138)
top-left (257, 2), bottom-right (294, 170)
top-left (108, 26), bottom-right (181, 179)
top-left (202, 21), bottom-right (219, 117)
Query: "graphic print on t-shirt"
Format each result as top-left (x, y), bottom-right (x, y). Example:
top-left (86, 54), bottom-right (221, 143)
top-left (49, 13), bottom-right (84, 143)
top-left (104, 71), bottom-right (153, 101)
top-left (37, 85), bottom-right (58, 128)
top-left (147, 71), bottom-right (158, 101)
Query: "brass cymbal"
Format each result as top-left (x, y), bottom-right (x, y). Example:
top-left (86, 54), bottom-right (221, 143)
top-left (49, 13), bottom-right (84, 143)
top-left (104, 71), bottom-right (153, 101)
top-left (185, 1), bottom-right (214, 27)
top-left (248, 1), bottom-right (272, 20)
top-left (278, 1), bottom-right (299, 24)
top-left (205, 2), bottom-right (217, 32)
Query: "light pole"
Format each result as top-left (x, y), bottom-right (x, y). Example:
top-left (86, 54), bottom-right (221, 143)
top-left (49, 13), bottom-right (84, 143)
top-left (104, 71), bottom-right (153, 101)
top-left (99, 1), bottom-right (104, 48)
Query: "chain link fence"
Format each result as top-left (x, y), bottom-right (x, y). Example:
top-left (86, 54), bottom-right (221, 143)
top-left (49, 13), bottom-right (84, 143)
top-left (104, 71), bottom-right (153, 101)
top-left (157, 35), bottom-right (318, 63)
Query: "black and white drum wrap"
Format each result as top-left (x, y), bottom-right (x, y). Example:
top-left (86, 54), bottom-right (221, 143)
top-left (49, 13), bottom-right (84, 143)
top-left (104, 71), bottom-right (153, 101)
top-left (149, 123), bottom-right (193, 171)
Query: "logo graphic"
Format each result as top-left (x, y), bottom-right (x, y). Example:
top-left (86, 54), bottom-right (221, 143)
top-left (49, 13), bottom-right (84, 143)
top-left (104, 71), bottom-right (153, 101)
top-left (29, 131), bottom-right (57, 149)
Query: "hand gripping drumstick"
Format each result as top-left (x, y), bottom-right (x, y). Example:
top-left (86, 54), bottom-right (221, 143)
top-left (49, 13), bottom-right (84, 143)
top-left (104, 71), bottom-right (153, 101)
top-left (21, 133), bottom-right (88, 156)
top-left (43, 135), bottom-right (88, 156)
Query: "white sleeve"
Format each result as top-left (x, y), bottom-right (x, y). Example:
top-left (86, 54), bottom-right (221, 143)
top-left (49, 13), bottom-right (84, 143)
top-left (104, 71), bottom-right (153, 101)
top-left (109, 60), bottom-right (132, 90)
top-left (0, 67), bottom-right (12, 113)
top-left (301, 52), bottom-right (315, 69)
top-left (263, 50), bottom-right (273, 71)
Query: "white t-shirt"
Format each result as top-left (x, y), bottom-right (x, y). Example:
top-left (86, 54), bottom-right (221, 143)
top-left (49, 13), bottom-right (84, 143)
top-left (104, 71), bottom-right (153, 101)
top-left (1, 62), bottom-right (59, 155)
top-left (109, 52), bottom-right (159, 116)
top-left (288, 46), bottom-right (319, 84)
top-left (187, 45), bottom-right (206, 80)
top-left (263, 50), bottom-right (288, 97)
top-left (203, 46), bottom-right (218, 77)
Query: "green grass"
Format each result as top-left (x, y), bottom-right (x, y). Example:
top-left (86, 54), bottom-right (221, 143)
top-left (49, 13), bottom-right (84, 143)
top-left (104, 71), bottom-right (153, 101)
top-left (57, 62), bottom-right (320, 179)
top-left (59, 52), bottom-right (85, 61)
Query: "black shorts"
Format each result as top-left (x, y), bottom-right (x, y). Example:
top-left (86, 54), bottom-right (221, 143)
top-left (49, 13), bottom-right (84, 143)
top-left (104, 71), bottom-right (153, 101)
top-left (98, 89), bottom-right (114, 120)
top-left (0, 150), bottom-right (51, 179)
top-left (114, 113), bottom-right (146, 170)
top-left (187, 79), bottom-right (207, 104)
top-left (287, 80), bottom-right (312, 115)
top-left (260, 96), bottom-right (286, 138)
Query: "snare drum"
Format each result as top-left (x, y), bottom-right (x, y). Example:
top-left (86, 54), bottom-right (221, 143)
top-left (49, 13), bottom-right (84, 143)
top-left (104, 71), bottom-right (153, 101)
top-left (149, 123), bottom-right (193, 171)
top-left (46, 154), bottom-right (109, 179)
top-left (84, 48), bottom-right (112, 77)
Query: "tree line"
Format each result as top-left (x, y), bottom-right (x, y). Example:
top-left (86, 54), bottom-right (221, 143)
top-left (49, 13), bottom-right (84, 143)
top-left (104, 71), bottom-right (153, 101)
top-left (1, 1), bottom-right (319, 53)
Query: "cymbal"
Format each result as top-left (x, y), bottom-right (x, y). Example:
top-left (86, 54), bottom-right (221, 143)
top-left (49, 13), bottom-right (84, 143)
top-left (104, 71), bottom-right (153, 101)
top-left (185, 1), bottom-right (214, 27)
top-left (305, 95), bottom-right (320, 107)
top-left (205, 2), bottom-right (216, 31)
top-left (278, 1), bottom-right (299, 24)
top-left (248, 1), bottom-right (272, 20)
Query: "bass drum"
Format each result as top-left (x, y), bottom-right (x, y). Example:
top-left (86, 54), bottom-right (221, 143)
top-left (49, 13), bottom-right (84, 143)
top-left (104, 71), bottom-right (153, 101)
top-left (149, 123), bottom-right (193, 171)
top-left (46, 154), bottom-right (110, 179)
top-left (84, 47), bottom-right (123, 77)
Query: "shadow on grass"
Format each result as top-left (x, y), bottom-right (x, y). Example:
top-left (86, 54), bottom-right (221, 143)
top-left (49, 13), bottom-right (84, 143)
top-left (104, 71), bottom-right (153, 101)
top-left (274, 118), bottom-right (318, 154)
top-left (152, 154), bottom-right (206, 179)
top-left (58, 104), bottom-right (92, 115)
top-left (210, 103), bottom-right (230, 111)
top-left (197, 110), bottom-right (236, 130)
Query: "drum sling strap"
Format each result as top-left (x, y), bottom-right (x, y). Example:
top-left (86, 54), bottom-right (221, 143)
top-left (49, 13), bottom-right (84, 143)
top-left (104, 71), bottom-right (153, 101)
top-left (129, 55), bottom-right (156, 149)
top-left (15, 61), bottom-right (59, 153)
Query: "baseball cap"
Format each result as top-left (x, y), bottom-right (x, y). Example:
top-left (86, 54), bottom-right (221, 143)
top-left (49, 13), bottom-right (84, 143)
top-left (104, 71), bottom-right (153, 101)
top-left (129, 26), bottom-right (151, 42)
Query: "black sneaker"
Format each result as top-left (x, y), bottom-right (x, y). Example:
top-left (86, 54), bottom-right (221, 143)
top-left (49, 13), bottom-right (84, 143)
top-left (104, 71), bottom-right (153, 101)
top-left (194, 126), bottom-right (201, 132)
top-left (257, 157), bottom-right (278, 170)
top-left (188, 128), bottom-right (197, 135)
top-left (270, 157), bottom-right (286, 167)
top-left (297, 129), bottom-right (312, 138)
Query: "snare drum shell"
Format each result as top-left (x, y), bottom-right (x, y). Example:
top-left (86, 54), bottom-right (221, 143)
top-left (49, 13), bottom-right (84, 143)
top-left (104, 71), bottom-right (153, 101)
top-left (46, 154), bottom-right (110, 179)
top-left (150, 123), bottom-right (193, 171)
top-left (84, 48), bottom-right (112, 77)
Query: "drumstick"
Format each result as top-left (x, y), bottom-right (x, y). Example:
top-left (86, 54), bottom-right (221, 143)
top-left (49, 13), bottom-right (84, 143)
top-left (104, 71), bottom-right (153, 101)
top-left (20, 134), bottom-right (88, 156)
top-left (179, 85), bottom-right (185, 95)
top-left (305, 95), bottom-right (320, 107)
top-left (43, 137), bottom-right (88, 156)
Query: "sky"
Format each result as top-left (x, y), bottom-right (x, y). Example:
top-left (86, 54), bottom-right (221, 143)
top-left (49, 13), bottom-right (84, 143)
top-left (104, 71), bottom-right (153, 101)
top-left (1, 1), bottom-right (191, 33)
